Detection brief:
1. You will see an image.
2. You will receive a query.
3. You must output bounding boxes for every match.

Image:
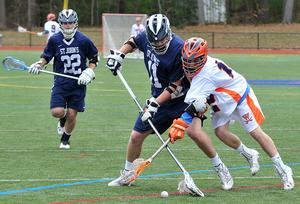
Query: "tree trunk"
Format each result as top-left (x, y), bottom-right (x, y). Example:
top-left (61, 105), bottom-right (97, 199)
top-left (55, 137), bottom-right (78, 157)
top-left (158, 0), bottom-right (162, 13)
top-left (283, 0), bottom-right (294, 23)
top-left (27, 0), bottom-right (32, 28)
top-left (91, 0), bottom-right (95, 26)
top-left (96, 0), bottom-right (99, 25)
top-left (0, 0), bottom-right (6, 28)
top-left (197, 0), bottom-right (205, 24)
top-left (118, 0), bottom-right (126, 13)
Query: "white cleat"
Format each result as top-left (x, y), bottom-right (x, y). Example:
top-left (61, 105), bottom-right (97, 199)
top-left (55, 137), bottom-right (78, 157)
top-left (108, 170), bottom-right (136, 187)
top-left (59, 141), bottom-right (70, 149)
top-left (215, 163), bottom-right (233, 190)
top-left (244, 149), bottom-right (260, 176)
top-left (275, 165), bottom-right (294, 190)
top-left (57, 120), bottom-right (64, 136)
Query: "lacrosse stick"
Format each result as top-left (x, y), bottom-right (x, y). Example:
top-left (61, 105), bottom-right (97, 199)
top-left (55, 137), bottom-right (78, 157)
top-left (134, 138), bottom-right (171, 177)
top-left (17, 25), bottom-right (38, 35)
top-left (116, 69), bottom-right (204, 197)
top-left (2, 56), bottom-right (79, 80)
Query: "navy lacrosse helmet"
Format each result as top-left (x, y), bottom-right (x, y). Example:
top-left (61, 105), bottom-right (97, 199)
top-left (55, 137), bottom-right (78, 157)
top-left (146, 14), bottom-right (172, 55)
top-left (58, 9), bottom-right (78, 39)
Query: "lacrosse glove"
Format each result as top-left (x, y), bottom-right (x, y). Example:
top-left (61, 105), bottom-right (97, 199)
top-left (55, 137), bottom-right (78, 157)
top-left (106, 49), bottom-right (125, 76)
top-left (141, 97), bottom-right (160, 122)
top-left (78, 68), bottom-right (95, 85)
top-left (28, 60), bottom-right (44, 74)
top-left (169, 118), bottom-right (189, 144)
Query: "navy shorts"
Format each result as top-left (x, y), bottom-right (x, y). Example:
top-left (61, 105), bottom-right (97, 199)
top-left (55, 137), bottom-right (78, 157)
top-left (133, 96), bottom-right (188, 134)
top-left (50, 85), bottom-right (86, 112)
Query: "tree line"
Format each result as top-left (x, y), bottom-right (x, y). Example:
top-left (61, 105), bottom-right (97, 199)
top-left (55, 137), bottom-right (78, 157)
top-left (0, 0), bottom-right (299, 29)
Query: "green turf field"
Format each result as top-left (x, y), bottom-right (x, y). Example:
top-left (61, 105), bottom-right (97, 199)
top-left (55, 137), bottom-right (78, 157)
top-left (0, 50), bottom-right (299, 204)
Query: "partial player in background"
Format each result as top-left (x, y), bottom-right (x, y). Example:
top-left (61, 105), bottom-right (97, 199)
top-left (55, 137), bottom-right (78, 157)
top-left (28, 9), bottom-right (99, 149)
top-left (130, 16), bottom-right (145, 58)
top-left (105, 14), bottom-right (259, 191)
top-left (130, 16), bottom-right (145, 37)
top-left (169, 37), bottom-right (294, 190)
top-left (37, 13), bottom-right (60, 41)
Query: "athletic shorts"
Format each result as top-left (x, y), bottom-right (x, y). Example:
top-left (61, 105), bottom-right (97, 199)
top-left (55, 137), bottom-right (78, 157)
top-left (50, 85), bottom-right (86, 112)
top-left (134, 96), bottom-right (188, 134)
top-left (212, 88), bottom-right (265, 133)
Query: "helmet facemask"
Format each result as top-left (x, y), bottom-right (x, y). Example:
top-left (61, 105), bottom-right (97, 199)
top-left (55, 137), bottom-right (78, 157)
top-left (58, 9), bottom-right (78, 40)
top-left (181, 37), bottom-right (208, 78)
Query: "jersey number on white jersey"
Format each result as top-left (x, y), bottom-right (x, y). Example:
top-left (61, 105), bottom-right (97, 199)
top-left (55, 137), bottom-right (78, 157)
top-left (216, 61), bottom-right (234, 78)
top-left (51, 25), bottom-right (57, 34)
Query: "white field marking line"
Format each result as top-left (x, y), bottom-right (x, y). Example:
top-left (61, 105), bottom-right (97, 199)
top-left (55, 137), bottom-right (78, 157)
top-left (0, 128), bottom-right (299, 132)
top-left (0, 83), bottom-right (125, 92)
top-left (0, 84), bottom-right (49, 89)
top-left (0, 76), bottom-right (106, 84)
top-left (0, 83), bottom-right (148, 94)
top-left (0, 175), bottom-right (299, 182)
top-left (0, 128), bottom-right (132, 132)
top-left (141, 176), bottom-right (300, 180)
top-left (1, 83), bottom-right (299, 95)
top-left (0, 115), bottom-right (23, 117)
top-left (0, 147), bottom-right (297, 152)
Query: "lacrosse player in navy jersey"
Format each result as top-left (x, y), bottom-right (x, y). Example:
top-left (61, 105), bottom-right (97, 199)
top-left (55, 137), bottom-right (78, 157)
top-left (105, 14), bottom-right (261, 190)
top-left (28, 9), bottom-right (99, 149)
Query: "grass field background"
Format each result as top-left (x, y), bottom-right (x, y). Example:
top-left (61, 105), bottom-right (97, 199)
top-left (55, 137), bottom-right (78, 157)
top-left (0, 50), bottom-right (299, 203)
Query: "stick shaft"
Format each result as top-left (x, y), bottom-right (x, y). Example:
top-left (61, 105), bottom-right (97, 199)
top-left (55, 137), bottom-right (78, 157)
top-left (116, 70), bottom-right (189, 174)
top-left (150, 138), bottom-right (170, 160)
top-left (40, 70), bottom-right (79, 80)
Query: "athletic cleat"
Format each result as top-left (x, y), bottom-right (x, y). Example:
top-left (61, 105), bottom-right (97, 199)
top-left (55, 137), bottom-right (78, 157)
top-left (57, 117), bottom-right (66, 136)
top-left (274, 165), bottom-right (294, 190)
top-left (215, 163), bottom-right (233, 190)
top-left (242, 149), bottom-right (260, 175)
top-left (108, 170), bottom-right (136, 187)
top-left (59, 140), bottom-right (70, 149)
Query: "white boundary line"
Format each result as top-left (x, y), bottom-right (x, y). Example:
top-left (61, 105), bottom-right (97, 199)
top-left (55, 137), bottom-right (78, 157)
top-left (0, 128), bottom-right (299, 132)
top-left (0, 175), bottom-right (299, 182)
top-left (0, 147), bottom-right (298, 152)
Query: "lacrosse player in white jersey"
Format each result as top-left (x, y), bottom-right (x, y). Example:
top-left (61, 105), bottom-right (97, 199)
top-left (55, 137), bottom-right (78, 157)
top-left (37, 13), bottom-right (60, 41)
top-left (169, 37), bottom-right (294, 190)
top-left (130, 16), bottom-right (145, 37)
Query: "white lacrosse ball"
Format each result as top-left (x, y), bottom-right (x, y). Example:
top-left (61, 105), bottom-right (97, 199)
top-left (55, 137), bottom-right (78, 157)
top-left (160, 191), bottom-right (169, 198)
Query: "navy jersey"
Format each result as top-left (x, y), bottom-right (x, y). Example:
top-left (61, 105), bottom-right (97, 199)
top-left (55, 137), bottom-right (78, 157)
top-left (134, 32), bottom-right (188, 98)
top-left (42, 31), bottom-right (98, 90)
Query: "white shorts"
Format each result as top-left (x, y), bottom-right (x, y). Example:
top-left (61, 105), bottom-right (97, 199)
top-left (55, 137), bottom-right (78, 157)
top-left (211, 88), bottom-right (265, 133)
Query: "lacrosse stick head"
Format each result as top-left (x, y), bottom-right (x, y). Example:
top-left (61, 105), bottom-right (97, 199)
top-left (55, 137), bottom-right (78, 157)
top-left (133, 158), bottom-right (152, 178)
top-left (177, 172), bottom-right (204, 197)
top-left (2, 56), bottom-right (28, 71)
top-left (123, 158), bottom-right (146, 184)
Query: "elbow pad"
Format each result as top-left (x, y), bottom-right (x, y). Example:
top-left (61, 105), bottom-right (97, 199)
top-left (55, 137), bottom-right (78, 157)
top-left (89, 54), bottom-right (99, 66)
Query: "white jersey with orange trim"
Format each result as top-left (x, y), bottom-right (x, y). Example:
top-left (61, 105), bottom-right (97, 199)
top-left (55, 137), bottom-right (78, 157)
top-left (44, 20), bottom-right (60, 39)
top-left (185, 56), bottom-right (265, 132)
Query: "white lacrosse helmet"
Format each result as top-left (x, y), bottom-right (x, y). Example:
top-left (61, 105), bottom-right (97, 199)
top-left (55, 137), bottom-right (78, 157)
top-left (146, 14), bottom-right (172, 55)
top-left (58, 9), bottom-right (78, 40)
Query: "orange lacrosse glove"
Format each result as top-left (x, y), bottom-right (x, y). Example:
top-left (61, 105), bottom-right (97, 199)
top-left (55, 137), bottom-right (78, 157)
top-left (169, 118), bottom-right (190, 144)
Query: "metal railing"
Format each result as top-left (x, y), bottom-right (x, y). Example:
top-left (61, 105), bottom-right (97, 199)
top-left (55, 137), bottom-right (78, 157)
top-left (176, 31), bottom-right (300, 49)
top-left (1, 30), bottom-right (300, 50)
